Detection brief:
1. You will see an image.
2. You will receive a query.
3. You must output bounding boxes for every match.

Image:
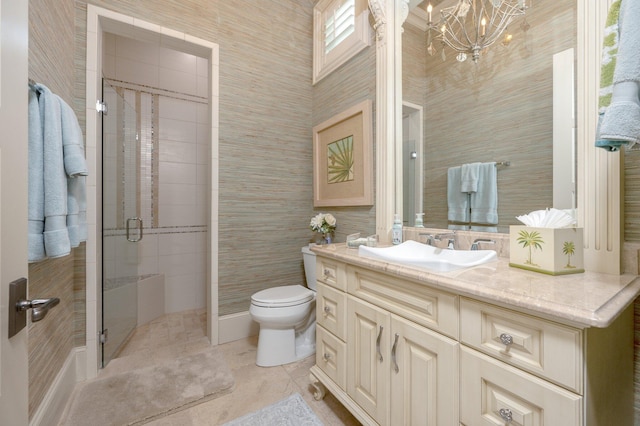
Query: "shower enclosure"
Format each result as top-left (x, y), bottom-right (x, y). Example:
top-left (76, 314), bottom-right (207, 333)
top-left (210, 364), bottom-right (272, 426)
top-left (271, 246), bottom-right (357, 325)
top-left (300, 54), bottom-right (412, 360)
top-left (101, 79), bottom-right (156, 365)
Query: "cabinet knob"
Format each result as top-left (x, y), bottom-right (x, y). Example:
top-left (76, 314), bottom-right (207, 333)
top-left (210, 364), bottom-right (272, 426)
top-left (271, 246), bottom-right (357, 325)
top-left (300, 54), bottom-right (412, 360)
top-left (323, 306), bottom-right (332, 314)
top-left (499, 408), bottom-right (513, 423)
top-left (323, 353), bottom-right (332, 361)
top-left (499, 333), bottom-right (514, 346)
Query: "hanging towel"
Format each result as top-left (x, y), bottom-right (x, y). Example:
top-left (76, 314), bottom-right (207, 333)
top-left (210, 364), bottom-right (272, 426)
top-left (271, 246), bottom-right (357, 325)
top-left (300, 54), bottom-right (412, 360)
top-left (461, 162), bottom-right (481, 193)
top-left (57, 94), bottom-right (88, 177)
top-left (447, 166), bottom-right (470, 223)
top-left (67, 176), bottom-right (87, 248)
top-left (470, 162), bottom-right (498, 225)
top-left (596, 0), bottom-right (640, 151)
top-left (36, 83), bottom-right (71, 259)
top-left (28, 87), bottom-right (46, 262)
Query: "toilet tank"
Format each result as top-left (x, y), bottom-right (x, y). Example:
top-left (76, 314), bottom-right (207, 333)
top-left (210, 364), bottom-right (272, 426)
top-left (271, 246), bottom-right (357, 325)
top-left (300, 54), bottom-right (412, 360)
top-left (301, 245), bottom-right (317, 291)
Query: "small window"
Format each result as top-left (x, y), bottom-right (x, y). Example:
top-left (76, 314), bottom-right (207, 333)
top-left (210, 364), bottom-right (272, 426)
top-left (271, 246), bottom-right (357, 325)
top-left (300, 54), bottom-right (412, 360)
top-left (313, 0), bottom-right (371, 84)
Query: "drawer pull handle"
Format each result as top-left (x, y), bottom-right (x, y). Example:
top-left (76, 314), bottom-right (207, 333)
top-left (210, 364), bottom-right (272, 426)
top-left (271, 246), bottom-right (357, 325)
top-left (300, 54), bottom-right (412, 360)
top-left (376, 326), bottom-right (384, 362)
top-left (323, 353), bottom-right (332, 361)
top-left (499, 408), bottom-right (513, 423)
top-left (500, 333), bottom-right (514, 346)
top-left (323, 269), bottom-right (333, 279)
top-left (323, 306), bottom-right (331, 314)
top-left (391, 333), bottom-right (400, 373)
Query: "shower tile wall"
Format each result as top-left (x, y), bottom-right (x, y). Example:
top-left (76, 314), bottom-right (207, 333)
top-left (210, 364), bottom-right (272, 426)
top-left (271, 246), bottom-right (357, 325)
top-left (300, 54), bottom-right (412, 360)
top-left (103, 33), bottom-right (209, 314)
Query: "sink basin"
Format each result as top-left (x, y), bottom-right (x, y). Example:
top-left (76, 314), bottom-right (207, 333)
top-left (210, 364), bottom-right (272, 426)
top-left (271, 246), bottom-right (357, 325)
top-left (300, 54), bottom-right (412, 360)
top-left (358, 240), bottom-right (497, 272)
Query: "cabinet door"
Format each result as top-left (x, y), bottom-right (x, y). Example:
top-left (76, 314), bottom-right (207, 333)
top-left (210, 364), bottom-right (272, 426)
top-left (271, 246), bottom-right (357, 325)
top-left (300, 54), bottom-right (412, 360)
top-left (390, 315), bottom-right (459, 426)
top-left (347, 296), bottom-right (390, 425)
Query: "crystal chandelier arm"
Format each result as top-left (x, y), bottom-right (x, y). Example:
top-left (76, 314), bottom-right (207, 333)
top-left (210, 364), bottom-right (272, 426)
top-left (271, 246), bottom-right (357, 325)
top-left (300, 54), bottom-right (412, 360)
top-left (437, 0), bottom-right (526, 60)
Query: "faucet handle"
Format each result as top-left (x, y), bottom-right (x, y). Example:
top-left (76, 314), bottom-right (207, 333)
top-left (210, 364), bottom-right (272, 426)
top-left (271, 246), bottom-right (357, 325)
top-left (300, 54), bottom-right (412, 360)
top-left (470, 238), bottom-right (495, 250)
top-left (418, 233), bottom-right (435, 245)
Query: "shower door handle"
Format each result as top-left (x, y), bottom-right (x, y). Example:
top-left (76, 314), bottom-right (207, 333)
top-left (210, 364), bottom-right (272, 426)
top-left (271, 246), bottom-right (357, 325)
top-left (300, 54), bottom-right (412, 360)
top-left (126, 217), bottom-right (143, 242)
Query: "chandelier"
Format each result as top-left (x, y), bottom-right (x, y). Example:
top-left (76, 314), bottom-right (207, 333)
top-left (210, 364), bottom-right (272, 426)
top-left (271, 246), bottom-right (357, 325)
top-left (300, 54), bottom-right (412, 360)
top-left (426, 0), bottom-right (529, 63)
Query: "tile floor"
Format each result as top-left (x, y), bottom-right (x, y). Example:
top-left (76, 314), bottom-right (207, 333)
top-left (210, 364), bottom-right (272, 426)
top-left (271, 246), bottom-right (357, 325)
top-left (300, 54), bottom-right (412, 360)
top-left (59, 309), bottom-right (360, 425)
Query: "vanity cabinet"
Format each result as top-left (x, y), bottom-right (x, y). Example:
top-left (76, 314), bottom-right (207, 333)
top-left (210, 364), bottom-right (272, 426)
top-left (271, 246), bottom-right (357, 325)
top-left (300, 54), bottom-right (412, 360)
top-left (309, 252), bottom-right (635, 426)
top-left (313, 262), bottom-right (459, 425)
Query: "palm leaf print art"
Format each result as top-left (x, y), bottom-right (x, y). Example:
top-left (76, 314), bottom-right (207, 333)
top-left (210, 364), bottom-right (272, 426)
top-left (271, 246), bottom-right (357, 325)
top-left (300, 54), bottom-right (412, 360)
top-left (327, 136), bottom-right (354, 183)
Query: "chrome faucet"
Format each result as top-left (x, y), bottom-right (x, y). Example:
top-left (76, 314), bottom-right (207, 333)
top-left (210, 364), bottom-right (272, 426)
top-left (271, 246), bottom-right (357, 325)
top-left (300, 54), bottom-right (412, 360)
top-left (435, 233), bottom-right (456, 250)
top-left (418, 233), bottom-right (435, 246)
top-left (470, 238), bottom-right (495, 250)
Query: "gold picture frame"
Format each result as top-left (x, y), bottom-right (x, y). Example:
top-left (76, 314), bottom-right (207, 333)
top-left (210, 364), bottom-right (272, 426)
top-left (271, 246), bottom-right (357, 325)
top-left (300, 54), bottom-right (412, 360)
top-left (313, 99), bottom-right (373, 207)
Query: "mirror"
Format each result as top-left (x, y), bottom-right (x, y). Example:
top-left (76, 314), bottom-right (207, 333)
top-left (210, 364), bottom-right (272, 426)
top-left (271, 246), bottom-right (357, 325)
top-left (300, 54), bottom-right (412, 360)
top-left (401, 0), bottom-right (577, 232)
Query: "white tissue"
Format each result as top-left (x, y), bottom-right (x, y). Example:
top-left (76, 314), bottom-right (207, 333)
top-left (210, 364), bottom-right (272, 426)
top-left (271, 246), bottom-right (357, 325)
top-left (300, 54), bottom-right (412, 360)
top-left (515, 208), bottom-right (576, 228)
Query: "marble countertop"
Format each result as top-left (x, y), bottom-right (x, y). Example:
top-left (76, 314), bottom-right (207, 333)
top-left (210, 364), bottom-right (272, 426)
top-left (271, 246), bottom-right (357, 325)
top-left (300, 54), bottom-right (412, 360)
top-left (311, 243), bottom-right (640, 328)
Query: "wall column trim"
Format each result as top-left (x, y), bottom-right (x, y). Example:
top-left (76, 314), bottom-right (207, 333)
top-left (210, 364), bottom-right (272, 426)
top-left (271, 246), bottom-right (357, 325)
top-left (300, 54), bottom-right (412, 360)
top-left (577, 0), bottom-right (622, 274)
top-left (370, 0), bottom-right (401, 242)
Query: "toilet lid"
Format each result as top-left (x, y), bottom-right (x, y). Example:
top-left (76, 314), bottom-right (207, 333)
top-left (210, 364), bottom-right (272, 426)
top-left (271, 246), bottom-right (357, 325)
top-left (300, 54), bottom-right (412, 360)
top-left (251, 285), bottom-right (315, 308)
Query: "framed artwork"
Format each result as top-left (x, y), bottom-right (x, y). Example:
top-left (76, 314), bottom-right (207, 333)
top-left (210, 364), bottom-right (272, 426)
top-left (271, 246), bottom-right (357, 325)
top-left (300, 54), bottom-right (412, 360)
top-left (313, 99), bottom-right (373, 206)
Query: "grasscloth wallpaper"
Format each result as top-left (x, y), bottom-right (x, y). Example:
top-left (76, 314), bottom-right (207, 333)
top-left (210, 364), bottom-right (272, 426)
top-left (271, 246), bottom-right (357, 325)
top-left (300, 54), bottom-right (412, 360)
top-left (27, 0), bottom-right (639, 421)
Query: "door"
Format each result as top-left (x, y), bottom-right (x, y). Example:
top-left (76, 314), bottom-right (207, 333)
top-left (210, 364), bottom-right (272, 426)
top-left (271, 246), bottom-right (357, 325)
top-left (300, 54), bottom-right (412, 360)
top-left (0, 0), bottom-right (29, 423)
top-left (347, 296), bottom-right (390, 425)
top-left (390, 315), bottom-right (459, 425)
top-left (101, 80), bottom-right (141, 366)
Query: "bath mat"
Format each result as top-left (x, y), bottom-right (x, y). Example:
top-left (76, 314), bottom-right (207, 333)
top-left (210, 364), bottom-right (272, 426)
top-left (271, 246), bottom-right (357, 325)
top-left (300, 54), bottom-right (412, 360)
top-left (222, 393), bottom-right (323, 426)
top-left (64, 347), bottom-right (234, 425)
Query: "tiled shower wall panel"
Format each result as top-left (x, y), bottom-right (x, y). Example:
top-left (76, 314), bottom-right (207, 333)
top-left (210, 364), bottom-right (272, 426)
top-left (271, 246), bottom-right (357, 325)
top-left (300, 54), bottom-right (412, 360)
top-left (103, 32), bottom-right (209, 313)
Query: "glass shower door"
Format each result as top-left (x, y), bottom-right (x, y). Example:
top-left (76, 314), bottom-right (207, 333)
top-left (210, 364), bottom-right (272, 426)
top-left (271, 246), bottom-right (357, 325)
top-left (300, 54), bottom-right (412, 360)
top-left (101, 79), bottom-right (141, 366)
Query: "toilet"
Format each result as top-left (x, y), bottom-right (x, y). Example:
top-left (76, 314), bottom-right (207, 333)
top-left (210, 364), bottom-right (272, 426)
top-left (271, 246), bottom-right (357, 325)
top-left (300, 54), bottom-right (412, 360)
top-left (249, 245), bottom-right (317, 367)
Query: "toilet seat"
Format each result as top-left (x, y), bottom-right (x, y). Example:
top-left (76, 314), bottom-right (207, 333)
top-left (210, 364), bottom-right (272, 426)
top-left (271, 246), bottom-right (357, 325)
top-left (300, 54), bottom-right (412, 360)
top-left (251, 285), bottom-right (315, 308)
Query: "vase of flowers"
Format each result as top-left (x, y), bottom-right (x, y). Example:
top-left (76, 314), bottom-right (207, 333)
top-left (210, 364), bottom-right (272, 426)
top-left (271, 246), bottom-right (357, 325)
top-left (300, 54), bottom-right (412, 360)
top-left (310, 213), bottom-right (337, 244)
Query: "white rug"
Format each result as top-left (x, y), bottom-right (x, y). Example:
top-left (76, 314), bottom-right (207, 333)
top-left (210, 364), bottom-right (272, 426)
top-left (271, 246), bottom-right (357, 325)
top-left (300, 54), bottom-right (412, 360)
top-left (65, 347), bottom-right (234, 425)
top-left (223, 393), bottom-right (323, 426)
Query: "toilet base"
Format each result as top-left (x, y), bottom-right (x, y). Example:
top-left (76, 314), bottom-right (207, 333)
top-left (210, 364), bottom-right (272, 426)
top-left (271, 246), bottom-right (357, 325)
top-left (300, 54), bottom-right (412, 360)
top-left (255, 328), bottom-right (311, 367)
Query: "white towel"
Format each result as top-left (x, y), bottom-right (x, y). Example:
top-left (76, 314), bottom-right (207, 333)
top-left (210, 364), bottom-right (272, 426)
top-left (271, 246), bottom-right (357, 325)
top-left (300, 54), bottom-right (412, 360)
top-left (28, 87), bottom-right (46, 262)
top-left (461, 162), bottom-right (481, 192)
top-left (36, 83), bottom-right (71, 259)
top-left (470, 162), bottom-right (498, 225)
top-left (57, 94), bottom-right (88, 177)
top-left (447, 166), bottom-right (470, 223)
top-left (597, 0), bottom-right (640, 150)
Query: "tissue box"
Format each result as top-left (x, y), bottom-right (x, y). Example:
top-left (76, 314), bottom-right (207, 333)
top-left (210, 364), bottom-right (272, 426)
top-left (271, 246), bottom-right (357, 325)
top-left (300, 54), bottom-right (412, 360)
top-left (509, 226), bottom-right (584, 275)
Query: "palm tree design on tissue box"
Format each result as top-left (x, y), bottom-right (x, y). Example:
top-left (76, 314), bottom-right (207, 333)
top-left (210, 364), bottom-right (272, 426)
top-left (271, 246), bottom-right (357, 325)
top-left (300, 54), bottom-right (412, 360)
top-left (562, 241), bottom-right (577, 269)
top-left (516, 229), bottom-right (544, 267)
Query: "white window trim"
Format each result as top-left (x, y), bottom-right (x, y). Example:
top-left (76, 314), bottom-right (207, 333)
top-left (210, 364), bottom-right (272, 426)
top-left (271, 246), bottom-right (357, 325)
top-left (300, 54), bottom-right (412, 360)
top-left (313, 0), bottom-right (371, 85)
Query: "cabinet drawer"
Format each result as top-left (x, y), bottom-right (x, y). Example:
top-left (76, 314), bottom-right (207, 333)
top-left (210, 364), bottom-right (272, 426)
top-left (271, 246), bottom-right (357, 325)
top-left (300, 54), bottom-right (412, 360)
top-left (316, 325), bottom-right (346, 390)
top-left (460, 297), bottom-right (583, 393)
top-left (316, 283), bottom-right (347, 340)
top-left (316, 257), bottom-right (347, 291)
top-left (347, 265), bottom-right (458, 339)
top-left (460, 347), bottom-right (582, 425)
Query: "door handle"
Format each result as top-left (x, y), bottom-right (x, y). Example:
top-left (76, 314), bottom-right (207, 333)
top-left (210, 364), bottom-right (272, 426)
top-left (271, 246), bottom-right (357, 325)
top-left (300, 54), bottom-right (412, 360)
top-left (376, 325), bottom-right (384, 362)
top-left (17, 297), bottom-right (60, 322)
top-left (126, 217), bottom-right (143, 242)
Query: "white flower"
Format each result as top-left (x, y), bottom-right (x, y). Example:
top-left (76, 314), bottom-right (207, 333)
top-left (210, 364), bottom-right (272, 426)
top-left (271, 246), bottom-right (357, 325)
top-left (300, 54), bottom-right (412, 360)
top-left (309, 213), bottom-right (337, 234)
top-left (324, 214), bottom-right (336, 227)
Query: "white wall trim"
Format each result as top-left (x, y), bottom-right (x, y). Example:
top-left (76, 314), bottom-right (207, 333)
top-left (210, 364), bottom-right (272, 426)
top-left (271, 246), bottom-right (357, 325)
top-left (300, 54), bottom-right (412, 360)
top-left (218, 311), bottom-right (259, 344)
top-left (29, 347), bottom-right (85, 426)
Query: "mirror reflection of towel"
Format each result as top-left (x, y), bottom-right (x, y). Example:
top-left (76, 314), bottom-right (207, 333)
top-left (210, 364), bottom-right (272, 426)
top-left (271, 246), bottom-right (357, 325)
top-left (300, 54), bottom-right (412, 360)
top-left (447, 166), bottom-right (470, 223)
top-left (470, 162), bottom-right (498, 225)
top-left (461, 162), bottom-right (481, 192)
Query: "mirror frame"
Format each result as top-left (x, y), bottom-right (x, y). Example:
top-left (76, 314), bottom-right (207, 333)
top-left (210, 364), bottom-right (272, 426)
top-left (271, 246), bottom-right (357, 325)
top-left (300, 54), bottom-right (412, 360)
top-left (369, 0), bottom-right (622, 274)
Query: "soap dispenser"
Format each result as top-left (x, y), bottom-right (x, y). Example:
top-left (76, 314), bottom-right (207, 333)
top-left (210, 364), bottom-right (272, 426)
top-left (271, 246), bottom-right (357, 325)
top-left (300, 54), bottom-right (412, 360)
top-left (392, 214), bottom-right (403, 245)
top-left (415, 213), bottom-right (424, 228)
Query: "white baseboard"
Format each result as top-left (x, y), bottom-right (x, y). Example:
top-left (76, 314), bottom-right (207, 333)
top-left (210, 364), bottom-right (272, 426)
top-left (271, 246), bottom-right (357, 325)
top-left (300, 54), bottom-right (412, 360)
top-left (30, 346), bottom-right (85, 426)
top-left (218, 311), bottom-right (258, 344)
